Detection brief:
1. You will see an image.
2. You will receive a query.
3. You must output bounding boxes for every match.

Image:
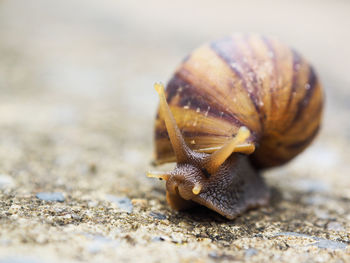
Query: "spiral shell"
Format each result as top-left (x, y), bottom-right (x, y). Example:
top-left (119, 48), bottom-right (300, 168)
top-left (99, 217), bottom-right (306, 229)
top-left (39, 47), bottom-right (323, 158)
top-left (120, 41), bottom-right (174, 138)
top-left (154, 34), bottom-right (323, 168)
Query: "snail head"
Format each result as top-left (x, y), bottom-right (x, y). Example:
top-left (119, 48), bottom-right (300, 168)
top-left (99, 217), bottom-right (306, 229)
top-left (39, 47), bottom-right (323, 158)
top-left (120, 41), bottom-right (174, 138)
top-left (148, 83), bottom-right (255, 210)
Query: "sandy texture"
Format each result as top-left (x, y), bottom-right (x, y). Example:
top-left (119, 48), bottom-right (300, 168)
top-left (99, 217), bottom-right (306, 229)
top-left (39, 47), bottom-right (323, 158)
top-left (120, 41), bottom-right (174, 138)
top-left (0, 0), bottom-right (349, 262)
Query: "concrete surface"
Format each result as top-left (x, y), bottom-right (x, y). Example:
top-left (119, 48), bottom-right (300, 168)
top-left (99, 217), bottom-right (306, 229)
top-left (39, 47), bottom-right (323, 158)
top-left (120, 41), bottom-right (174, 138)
top-left (0, 0), bottom-right (349, 262)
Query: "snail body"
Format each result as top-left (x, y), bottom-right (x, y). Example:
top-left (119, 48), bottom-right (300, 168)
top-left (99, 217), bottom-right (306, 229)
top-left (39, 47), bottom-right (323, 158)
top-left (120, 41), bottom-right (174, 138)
top-left (149, 34), bottom-right (323, 219)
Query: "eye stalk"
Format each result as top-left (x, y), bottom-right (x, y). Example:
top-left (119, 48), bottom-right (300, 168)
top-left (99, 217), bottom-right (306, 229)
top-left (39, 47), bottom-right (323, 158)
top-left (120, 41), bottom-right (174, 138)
top-left (192, 183), bottom-right (202, 195)
top-left (154, 83), bottom-right (192, 164)
top-left (147, 171), bottom-right (170, 181)
top-left (203, 126), bottom-right (253, 174)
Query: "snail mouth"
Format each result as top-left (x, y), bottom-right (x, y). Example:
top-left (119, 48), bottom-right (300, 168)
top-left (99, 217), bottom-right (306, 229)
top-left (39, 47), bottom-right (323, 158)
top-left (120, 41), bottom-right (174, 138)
top-left (166, 187), bottom-right (196, 211)
top-left (177, 184), bottom-right (193, 200)
top-left (166, 178), bottom-right (201, 201)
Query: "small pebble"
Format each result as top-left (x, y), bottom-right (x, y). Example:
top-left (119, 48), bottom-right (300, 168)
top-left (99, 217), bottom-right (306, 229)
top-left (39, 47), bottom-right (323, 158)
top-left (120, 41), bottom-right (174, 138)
top-left (36, 192), bottom-right (65, 202)
top-left (208, 251), bottom-right (219, 259)
top-left (85, 235), bottom-right (119, 254)
top-left (149, 211), bottom-right (166, 220)
top-left (170, 233), bottom-right (184, 244)
top-left (327, 222), bottom-right (345, 232)
top-left (85, 210), bottom-right (94, 219)
top-left (151, 236), bottom-right (165, 242)
top-left (312, 240), bottom-right (347, 250)
top-left (273, 232), bottom-right (312, 239)
top-left (106, 195), bottom-right (133, 213)
top-left (208, 252), bottom-right (235, 261)
top-left (245, 248), bottom-right (258, 257)
top-left (8, 205), bottom-right (21, 215)
top-left (131, 198), bottom-right (148, 208)
top-left (63, 214), bottom-right (72, 219)
top-left (274, 232), bottom-right (347, 250)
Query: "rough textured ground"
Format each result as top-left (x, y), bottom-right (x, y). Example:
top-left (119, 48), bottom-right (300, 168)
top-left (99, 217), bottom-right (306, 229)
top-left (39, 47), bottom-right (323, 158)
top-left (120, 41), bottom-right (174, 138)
top-left (0, 0), bottom-right (349, 262)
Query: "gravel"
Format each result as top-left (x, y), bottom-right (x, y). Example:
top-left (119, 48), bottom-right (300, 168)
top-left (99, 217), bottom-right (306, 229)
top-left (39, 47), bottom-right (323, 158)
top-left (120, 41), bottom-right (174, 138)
top-left (0, 0), bottom-right (349, 262)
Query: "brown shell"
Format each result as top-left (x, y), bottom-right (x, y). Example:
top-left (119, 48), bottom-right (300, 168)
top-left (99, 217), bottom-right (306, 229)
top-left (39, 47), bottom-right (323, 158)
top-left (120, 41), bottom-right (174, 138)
top-left (154, 34), bottom-right (323, 168)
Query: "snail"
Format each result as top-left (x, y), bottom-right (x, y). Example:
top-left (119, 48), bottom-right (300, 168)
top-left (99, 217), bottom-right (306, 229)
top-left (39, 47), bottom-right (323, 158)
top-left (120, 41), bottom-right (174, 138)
top-left (148, 34), bottom-right (323, 219)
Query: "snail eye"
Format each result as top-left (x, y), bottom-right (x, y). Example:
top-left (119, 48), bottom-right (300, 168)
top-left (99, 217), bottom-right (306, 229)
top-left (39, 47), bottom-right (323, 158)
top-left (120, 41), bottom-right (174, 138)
top-left (201, 168), bottom-right (211, 179)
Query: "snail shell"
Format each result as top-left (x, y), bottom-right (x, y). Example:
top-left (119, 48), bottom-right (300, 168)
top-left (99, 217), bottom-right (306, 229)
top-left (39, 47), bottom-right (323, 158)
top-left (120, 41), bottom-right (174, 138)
top-left (149, 34), bottom-right (323, 219)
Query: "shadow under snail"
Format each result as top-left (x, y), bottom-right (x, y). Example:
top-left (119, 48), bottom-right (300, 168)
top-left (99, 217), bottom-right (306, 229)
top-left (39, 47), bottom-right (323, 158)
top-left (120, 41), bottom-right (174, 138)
top-left (147, 34), bottom-right (323, 220)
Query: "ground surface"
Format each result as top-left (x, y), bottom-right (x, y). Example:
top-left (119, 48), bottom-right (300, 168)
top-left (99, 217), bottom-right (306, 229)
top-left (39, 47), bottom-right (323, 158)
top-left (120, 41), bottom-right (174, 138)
top-left (0, 0), bottom-right (349, 262)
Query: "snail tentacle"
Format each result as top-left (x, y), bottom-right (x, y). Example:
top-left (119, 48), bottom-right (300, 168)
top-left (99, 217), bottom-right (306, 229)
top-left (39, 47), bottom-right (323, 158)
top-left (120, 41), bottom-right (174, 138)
top-left (234, 143), bottom-right (255, 154)
top-left (147, 171), bottom-right (171, 181)
top-left (192, 183), bottom-right (202, 195)
top-left (154, 83), bottom-right (193, 164)
top-left (204, 126), bottom-right (252, 174)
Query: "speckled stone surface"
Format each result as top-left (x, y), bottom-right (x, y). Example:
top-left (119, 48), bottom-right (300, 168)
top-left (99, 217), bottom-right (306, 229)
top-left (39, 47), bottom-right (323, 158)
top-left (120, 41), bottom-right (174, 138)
top-left (0, 1), bottom-right (349, 262)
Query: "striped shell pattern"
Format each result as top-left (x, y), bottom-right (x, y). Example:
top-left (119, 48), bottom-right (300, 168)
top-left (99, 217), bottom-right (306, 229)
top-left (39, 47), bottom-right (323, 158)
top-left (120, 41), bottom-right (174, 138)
top-left (155, 34), bottom-right (323, 168)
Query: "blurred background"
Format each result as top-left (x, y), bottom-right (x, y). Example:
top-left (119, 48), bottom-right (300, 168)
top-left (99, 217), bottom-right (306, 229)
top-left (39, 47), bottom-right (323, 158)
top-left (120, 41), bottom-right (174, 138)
top-left (0, 0), bottom-right (349, 262)
top-left (0, 0), bottom-right (349, 189)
